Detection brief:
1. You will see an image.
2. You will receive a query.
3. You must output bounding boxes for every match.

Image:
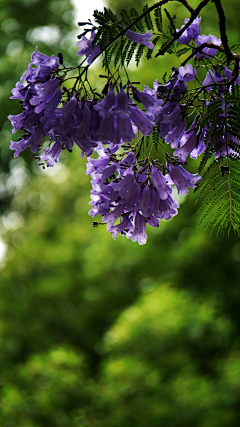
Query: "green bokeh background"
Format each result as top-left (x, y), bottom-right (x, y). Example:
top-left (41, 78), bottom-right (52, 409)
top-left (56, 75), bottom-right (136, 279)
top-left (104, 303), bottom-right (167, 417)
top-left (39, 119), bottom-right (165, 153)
top-left (1, 0), bottom-right (240, 426)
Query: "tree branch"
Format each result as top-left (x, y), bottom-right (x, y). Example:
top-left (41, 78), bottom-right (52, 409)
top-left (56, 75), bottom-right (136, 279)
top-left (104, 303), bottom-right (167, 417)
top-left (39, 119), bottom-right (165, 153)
top-left (155, 0), bottom-right (211, 57)
top-left (212, 0), bottom-right (232, 64)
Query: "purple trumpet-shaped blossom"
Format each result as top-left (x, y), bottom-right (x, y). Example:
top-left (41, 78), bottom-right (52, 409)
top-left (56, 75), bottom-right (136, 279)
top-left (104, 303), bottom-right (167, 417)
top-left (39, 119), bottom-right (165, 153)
top-left (174, 130), bottom-right (198, 163)
top-left (119, 26), bottom-right (154, 49)
top-left (167, 163), bottom-right (201, 195)
top-left (10, 138), bottom-right (32, 158)
top-left (132, 87), bottom-right (163, 118)
top-left (186, 17), bottom-right (201, 39)
top-left (8, 112), bottom-right (28, 134)
top-left (94, 86), bottom-right (115, 118)
top-left (178, 64), bottom-right (197, 82)
top-left (10, 82), bottom-right (26, 100)
top-left (195, 34), bottom-right (222, 59)
top-left (10, 123), bottom-right (45, 157)
top-left (151, 165), bottom-right (172, 200)
top-left (190, 135), bottom-right (205, 159)
top-left (202, 68), bottom-right (226, 96)
top-left (113, 171), bottom-right (141, 210)
top-left (86, 145), bottom-right (180, 244)
top-left (21, 47), bottom-right (59, 83)
top-left (107, 216), bottom-right (133, 240)
top-left (176, 28), bottom-right (191, 45)
top-left (165, 119), bottom-right (186, 149)
top-left (93, 86), bottom-right (137, 144)
top-left (157, 195), bottom-right (179, 220)
top-left (202, 68), bottom-right (225, 89)
top-left (54, 95), bottom-right (77, 125)
top-left (29, 78), bottom-right (61, 114)
top-left (113, 86), bottom-right (129, 116)
top-left (176, 17), bottom-right (201, 44)
top-left (222, 66), bottom-right (240, 84)
top-left (40, 141), bottom-right (62, 167)
top-left (213, 134), bottom-right (239, 159)
top-left (131, 212), bottom-right (147, 245)
top-left (116, 115), bottom-right (136, 143)
top-left (76, 28), bottom-right (101, 64)
top-left (134, 185), bottom-right (152, 217)
top-left (8, 48), bottom-right (65, 160)
top-left (156, 101), bottom-right (184, 140)
top-left (128, 105), bottom-right (154, 135)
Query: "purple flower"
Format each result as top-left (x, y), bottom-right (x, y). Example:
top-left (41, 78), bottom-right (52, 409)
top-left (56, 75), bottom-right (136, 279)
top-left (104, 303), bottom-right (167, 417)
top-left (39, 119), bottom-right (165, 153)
top-left (178, 64), bottom-right (197, 82)
top-left (202, 68), bottom-right (226, 96)
top-left (131, 212), bottom-right (147, 245)
top-left (94, 114), bottom-right (115, 143)
top-left (176, 17), bottom-right (201, 44)
top-left (76, 28), bottom-right (101, 64)
top-left (74, 103), bottom-right (91, 137)
top-left (202, 69), bottom-right (225, 90)
top-left (94, 86), bottom-right (115, 118)
top-left (113, 172), bottom-right (140, 209)
top-left (30, 78), bottom-right (61, 114)
top-left (174, 130), bottom-right (198, 163)
top-left (93, 87), bottom-right (136, 144)
top-left (190, 136), bottom-right (205, 159)
top-left (107, 216), bottom-right (133, 240)
top-left (10, 82), bottom-right (26, 100)
top-left (134, 185), bottom-right (152, 217)
top-left (222, 66), bottom-right (240, 84)
top-left (102, 205), bottom-right (124, 226)
top-left (112, 86), bottom-right (129, 116)
top-left (195, 34), bottom-right (221, 59)
top-left (165, 119), bottom-right (186, 149)
top-left (151, 165), bottom-right (172, 200)
top-left (10, 123), bottom-right (44, 157)
top-left (116, 115), bottom-right (135, 143)
top-left (119, 26), bottom-right (154, 49)
top-left (54, 95), bottom-right (77, 125)
top-left (132, 87), bottom-right (162, 118)
top-left (177, 28), bottom-right (191, 45)
top-left (128, 105), bottom-right (154, 135)
top-left (86, 145), bottom-right (181, 244)
top-left (40, 141), bottom-right (62, 167)
top-left (185, 17), bottom-right (201, 39)
top-left (10, 138), bottom-right (31, 158)
top-left (8, 112), bottom-right (27, 134)
top-left (157, 194), bottom-right (179, 220)
top-left (21, 47), bottom-right (59, 83)
top-left (168, 163), bottom-right (201, 195)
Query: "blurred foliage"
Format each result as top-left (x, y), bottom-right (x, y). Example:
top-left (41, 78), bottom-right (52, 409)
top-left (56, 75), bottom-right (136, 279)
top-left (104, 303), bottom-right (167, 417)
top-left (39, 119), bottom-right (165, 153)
top-left (1, 0), bottom-right (240, 426)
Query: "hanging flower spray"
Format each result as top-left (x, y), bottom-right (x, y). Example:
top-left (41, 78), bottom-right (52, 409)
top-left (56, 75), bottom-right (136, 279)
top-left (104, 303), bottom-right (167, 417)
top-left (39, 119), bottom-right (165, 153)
top-left (8, 0), bottom-right (240, 244)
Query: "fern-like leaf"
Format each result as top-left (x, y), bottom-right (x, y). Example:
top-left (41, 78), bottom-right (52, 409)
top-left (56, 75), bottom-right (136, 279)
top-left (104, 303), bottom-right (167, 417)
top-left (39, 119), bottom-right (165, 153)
top-left (135, 44), bottom-right (145, 66)
top-left (154, 6), bottom-right (163, 32)
top-left (143, 4), bottom-right (154, 31)
top-left (196, 158), bottom-right (240, 234)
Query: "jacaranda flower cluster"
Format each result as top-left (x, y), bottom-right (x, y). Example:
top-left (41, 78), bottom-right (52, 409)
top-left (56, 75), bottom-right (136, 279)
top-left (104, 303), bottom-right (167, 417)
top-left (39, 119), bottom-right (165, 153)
top-left (8, 7), bottom-right (240, 243)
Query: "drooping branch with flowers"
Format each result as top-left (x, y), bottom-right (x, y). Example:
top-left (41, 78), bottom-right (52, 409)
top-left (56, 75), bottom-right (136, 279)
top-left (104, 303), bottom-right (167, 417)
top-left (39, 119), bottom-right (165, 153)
top-left (8, 0), bottom-right (240, 244)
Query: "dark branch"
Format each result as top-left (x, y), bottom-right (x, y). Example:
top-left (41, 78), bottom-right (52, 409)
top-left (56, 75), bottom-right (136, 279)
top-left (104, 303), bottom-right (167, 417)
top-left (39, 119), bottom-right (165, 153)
top-left (180, 42), bottom-right (239, 86)
top-left (155, 0), bottom-right (211, 57)
top-left (212, 0), bottom-right (232, 64)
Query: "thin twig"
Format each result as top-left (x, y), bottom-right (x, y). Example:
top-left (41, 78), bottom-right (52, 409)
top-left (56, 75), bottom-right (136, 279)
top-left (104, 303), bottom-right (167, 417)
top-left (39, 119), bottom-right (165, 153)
top-left (180, 42), bottom-right (239, 86)
top-left (80, 0), bottom-right (195, 75)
